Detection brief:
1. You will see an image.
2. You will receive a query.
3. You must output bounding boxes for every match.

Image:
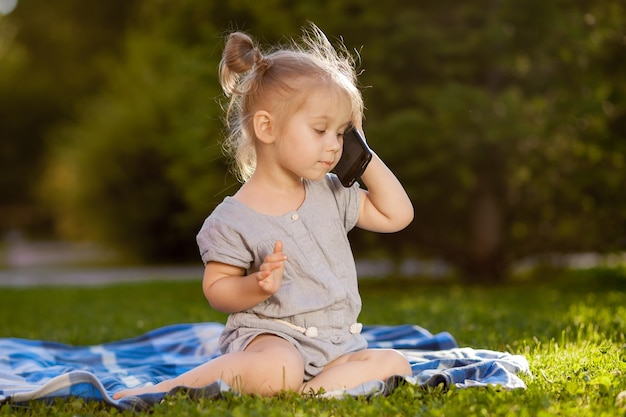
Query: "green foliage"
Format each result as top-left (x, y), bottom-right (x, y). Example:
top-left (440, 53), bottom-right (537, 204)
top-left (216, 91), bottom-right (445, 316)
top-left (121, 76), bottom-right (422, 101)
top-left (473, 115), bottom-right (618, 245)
top-left (353, 0), bottom-right (626, 282)
top-left (42, 9), bottom-right (233, 261)
top-left (2, 0), bottom-right (625, 279)
top-left (0, 268), bottom-right (625, 416)
top-left (0, 0), bottom-right (135, 233)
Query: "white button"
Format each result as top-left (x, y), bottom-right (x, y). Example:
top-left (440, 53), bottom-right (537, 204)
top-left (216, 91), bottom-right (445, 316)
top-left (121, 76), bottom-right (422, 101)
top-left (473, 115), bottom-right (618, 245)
top-left (291, 213), bottom-right (299, 221)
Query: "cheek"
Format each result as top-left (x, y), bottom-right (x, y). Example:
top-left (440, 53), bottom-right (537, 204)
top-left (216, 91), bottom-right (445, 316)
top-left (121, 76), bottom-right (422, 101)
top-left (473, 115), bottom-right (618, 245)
top-left (277, 138), bottom-right (309, 166)
top-left (287, 134), bottom-right (316, 156)
top-left (289, 142), bottom-right (314, 164)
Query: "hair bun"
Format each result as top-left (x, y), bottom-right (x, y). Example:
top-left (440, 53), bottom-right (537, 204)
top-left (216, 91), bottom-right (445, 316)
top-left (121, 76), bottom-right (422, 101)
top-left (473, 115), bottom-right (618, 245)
top-left (222, 32), bottom-right (262, 74)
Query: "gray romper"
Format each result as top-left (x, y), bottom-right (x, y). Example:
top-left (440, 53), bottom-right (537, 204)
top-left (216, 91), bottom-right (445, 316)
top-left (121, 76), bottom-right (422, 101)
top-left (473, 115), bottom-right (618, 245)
top-left (196, 174), bottom-right (368, 380)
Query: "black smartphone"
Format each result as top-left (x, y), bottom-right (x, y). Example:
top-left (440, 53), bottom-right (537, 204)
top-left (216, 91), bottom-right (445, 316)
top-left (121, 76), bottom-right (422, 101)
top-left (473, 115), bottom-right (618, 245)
top-left (333, 125), bottom-right (372, 187)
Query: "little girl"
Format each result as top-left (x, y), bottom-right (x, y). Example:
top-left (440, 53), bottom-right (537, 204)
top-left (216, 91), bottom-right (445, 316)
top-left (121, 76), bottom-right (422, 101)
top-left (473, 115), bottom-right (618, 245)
top-left (115, 23), bottom-right (414, 398)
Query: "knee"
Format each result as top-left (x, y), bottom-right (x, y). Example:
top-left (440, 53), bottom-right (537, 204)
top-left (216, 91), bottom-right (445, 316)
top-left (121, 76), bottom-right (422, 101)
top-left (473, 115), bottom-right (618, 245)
top-left (378, 349), bottom-right (412, 377)
top-left (253, 344), bottom-right (305, 395)
top-left (274, 347), bottom-right (306, 390)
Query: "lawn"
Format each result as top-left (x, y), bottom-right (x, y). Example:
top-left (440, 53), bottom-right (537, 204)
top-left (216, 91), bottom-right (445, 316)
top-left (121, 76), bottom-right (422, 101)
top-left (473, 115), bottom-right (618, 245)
top-left (1, 267), bottom-right (625, 416)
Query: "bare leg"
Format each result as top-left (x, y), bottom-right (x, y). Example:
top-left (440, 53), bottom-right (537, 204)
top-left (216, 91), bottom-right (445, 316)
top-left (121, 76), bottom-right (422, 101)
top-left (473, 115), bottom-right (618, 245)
top-left (300, 348), bottom-right (411, 394)
top-left (113, 335), bottom-right (304, 399)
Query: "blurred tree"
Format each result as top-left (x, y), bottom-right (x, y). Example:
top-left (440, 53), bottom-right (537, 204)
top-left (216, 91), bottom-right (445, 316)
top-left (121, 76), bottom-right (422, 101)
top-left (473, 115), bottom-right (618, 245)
top-left (42, 1), bottom-right (238, 261)
top-left (34, 0), bottom-right (626, 280)
top-left (0, 0), bottom-right (136, 236)
top-left (347, 0), bottom-right (626, 282)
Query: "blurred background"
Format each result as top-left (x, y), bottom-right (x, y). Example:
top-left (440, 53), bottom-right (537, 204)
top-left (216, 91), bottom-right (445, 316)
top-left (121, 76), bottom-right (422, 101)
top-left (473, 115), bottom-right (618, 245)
top-left (0, 0), bottom-right (624, 284)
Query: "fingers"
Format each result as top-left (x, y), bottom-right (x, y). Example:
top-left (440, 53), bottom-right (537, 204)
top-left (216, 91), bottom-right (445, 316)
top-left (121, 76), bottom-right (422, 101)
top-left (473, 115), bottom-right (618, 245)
top-left (255, 241), bottom-right (287, 294)
top-left (267, 240), bottom-right (286, 265)
top-left (256, 240), bottom-right (287, 282)
top-left (273, 239), bottom-right (283, 254)
top-left (257, 275), bottom-right (274, 292)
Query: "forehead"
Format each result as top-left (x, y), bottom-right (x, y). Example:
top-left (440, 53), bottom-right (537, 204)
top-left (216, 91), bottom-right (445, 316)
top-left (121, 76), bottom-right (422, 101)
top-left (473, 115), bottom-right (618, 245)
top-left (299, 84), bottom-right (352, 120)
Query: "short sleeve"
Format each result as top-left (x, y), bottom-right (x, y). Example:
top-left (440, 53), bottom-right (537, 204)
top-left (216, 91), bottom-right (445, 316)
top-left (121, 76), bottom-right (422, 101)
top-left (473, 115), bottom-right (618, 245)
top-left (195, 204), bottom-right (253, 268)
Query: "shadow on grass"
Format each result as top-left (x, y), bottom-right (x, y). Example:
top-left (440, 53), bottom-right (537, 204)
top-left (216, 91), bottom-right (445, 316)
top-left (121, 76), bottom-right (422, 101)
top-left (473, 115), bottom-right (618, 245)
top-left (515, 265), bottom-right (626, 292)
top-left (361, 265), bottom-right (626, 292)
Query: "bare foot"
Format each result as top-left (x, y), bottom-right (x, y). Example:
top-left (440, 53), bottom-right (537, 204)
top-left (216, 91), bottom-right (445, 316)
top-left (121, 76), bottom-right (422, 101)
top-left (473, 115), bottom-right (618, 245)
top-left (113, 383), bottom-right (167, 400)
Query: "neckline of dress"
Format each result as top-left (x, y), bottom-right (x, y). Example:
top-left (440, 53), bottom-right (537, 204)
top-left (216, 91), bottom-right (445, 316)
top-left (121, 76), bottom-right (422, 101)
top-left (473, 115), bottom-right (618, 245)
top-left (225, 179), bottom-right (311, 218)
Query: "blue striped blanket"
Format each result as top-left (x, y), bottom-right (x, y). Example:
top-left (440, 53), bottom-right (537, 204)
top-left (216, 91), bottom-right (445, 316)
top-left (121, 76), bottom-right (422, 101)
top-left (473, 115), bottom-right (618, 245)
top-left (0, 323), bottom-right (529, 411)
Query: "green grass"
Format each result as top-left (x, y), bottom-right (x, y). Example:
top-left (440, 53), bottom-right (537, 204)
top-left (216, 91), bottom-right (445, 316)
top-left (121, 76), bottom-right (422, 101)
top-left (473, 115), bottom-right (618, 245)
top-left (1, 267), bottom-right (625, 416)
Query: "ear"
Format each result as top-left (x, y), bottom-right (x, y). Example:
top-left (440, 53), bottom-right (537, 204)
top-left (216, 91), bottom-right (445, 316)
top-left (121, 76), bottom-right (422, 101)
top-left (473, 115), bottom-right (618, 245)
top-left (252, 110), bottom-right (276, 144)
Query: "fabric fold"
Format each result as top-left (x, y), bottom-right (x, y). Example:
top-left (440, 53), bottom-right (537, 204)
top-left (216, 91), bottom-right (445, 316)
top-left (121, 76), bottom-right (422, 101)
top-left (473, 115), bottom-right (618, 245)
top-left (0, 323), bottom-right (529, 410)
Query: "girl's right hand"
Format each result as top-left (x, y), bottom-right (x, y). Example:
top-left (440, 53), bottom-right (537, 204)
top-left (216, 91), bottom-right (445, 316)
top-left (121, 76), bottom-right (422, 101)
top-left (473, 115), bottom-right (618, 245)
top-left (256, 240), bottom-right (287, 294)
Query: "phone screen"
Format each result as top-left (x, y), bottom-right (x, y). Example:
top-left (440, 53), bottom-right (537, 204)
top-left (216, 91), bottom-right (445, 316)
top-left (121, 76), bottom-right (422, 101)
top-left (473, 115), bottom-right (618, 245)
top-left (332, 126), bottom-right (372, 187)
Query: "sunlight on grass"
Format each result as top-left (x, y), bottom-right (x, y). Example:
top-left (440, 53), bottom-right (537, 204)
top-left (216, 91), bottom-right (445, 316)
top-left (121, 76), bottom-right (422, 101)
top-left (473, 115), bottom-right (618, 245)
top-left (0, 268), bottom-right (625, 416)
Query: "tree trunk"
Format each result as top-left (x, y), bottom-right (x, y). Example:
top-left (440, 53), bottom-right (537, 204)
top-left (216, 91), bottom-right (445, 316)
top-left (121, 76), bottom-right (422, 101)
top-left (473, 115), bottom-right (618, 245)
top-left (464, 171), bottom-right (506, 283)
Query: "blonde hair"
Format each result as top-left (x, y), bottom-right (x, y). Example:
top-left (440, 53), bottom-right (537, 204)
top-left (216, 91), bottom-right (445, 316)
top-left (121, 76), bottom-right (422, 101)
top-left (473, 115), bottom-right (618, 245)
top-left (219, 23), bottom-right (364, 182)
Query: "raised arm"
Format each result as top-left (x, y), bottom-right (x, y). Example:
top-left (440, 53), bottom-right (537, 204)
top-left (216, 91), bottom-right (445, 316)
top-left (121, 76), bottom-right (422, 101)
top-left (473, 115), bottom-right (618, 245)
top-left (356, 148), bottom-right (414, 233)
top-left (202, 241), bottom-right (287, 313)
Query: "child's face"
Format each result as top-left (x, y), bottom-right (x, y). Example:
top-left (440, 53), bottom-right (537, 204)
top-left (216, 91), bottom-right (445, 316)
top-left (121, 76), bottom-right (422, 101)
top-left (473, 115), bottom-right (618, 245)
top-left (275, 87), bottom-right (352, 182)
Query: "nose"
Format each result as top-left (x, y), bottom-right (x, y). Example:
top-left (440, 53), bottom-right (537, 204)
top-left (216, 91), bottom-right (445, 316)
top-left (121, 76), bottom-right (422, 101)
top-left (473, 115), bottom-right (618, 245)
top-left (327, 133), bottom-right (342, 153)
